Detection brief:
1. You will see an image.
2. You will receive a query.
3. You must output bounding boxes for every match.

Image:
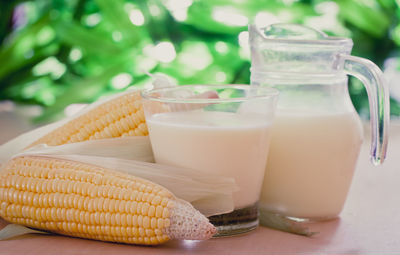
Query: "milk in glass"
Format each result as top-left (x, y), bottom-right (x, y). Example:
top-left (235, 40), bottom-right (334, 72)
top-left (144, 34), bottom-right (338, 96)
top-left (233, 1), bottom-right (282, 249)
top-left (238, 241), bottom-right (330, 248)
top-left (147, 111), bottom-right (272, 209)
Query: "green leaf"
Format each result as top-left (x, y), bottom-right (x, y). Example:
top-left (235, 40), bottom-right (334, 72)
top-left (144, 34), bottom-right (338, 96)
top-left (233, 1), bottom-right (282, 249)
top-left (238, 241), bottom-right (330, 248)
top-left (185, 2), bottom-right (245, 35)
top-left (0, 14), bottom-right (54, 80)
top-left (53, 19), bottom-right (123, 55)
top-left (337, 0), bottom-right (390, 37)
top-left (35, 57), bottom-right (131, 122)
top-left (377, 0), bottom-right (396, 10)
top-left (94, 0), bottom-right (140, 45)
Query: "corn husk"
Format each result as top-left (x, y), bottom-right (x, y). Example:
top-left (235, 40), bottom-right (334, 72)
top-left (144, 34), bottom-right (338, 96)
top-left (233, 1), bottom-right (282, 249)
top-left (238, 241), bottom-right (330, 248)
top-left (0, 224), bottom-right (49, 240)
top-left (15, 136), bottom-right (155, 163)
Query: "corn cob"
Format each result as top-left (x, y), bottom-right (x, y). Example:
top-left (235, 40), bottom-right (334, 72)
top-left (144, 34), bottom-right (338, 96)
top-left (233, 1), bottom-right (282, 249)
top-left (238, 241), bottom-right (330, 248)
top-left (0, 156), bottom-right (216, 245)
top-left (29, 91), bottom-right (148, 147)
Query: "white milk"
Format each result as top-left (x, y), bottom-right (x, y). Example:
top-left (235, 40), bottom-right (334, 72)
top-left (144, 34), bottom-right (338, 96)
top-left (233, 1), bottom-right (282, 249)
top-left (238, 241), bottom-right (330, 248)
top-left (260, 110), bottom-right (364, 219)
top-left (147, 111), bottom-right (272, 209)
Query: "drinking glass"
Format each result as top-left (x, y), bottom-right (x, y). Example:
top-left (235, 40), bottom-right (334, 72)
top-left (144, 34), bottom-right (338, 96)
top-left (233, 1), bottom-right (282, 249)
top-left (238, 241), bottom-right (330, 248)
top-left (142, 85), bottom-right (279, 236)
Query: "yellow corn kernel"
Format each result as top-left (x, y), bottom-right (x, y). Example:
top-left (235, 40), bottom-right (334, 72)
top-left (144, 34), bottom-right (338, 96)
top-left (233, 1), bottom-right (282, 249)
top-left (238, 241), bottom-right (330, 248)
top-left (29, 91), bottom-right (148, 147)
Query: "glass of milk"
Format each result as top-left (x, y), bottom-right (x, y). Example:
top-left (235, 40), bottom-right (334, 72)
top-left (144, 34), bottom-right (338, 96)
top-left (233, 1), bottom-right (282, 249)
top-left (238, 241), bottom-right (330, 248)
top-left (249, 23), bottom-right (390, 221)
top-left (141, 85), bottom-right (279, 236)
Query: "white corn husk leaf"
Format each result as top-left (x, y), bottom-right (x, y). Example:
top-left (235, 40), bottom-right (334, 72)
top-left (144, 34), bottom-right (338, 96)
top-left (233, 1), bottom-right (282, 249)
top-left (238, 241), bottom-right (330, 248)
top-left (16, 136), bottom-right (155, 163)
top-left (0, 224), bottom-right (49, 240)
top-left (145, 71), bottom-right (176, 89)
top-left (0, 118), bottom-right (68, 165)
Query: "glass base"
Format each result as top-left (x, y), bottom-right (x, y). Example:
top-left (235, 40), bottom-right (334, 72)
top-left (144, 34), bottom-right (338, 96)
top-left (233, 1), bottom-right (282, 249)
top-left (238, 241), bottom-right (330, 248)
top-left (285, 215), bottom-right (338, 223)
top-left (208, 203), bottom-right (259, 237)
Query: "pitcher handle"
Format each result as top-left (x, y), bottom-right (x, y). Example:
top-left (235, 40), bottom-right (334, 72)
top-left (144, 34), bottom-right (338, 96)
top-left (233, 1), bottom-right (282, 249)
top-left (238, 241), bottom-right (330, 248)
top-left (336, 54), bottom-right (390, 165)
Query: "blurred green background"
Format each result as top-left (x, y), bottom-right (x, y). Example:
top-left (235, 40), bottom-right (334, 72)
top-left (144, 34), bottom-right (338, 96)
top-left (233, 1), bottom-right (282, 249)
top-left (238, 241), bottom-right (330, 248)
top-left (0, 0), bottom-right (399, 123)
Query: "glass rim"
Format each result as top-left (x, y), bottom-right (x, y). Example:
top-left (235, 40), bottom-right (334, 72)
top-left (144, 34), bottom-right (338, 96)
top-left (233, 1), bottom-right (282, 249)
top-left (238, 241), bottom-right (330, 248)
top-left (141, 84), bottom-right (279, 104)
top-left (253, 36), bottom-right (354, 47)
top-left (249, 24), bottom-right (353, 47)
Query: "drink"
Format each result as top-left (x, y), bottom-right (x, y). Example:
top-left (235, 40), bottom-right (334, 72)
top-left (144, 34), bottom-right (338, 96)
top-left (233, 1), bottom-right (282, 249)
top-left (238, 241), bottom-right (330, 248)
top-left (147, 111), bottom-right (272, 210)
top-left (260, 110), bottom-right (364, 220)
top-left (142, 84), bottom-right (278, 236)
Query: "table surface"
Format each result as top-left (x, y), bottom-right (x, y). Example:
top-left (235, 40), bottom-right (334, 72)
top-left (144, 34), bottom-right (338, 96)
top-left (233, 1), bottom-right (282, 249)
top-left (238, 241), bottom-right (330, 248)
top-left (1, 124), bottom-right (400, 255)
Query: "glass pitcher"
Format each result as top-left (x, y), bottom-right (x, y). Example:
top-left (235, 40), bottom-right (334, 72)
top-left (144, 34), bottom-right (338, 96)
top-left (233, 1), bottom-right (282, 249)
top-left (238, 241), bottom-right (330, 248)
top-left (249, 24), bottom-right (389, 221)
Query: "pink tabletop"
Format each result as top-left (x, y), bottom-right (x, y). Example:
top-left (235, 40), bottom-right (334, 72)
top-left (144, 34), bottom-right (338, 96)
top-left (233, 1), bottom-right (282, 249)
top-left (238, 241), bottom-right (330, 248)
top-left (1, 124), bottom-right (400, 255)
